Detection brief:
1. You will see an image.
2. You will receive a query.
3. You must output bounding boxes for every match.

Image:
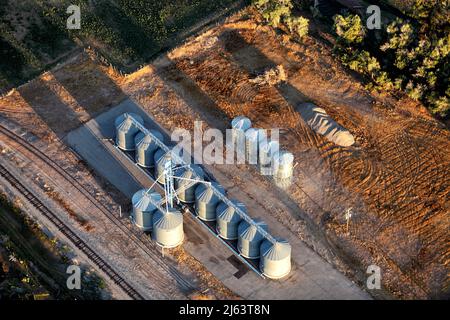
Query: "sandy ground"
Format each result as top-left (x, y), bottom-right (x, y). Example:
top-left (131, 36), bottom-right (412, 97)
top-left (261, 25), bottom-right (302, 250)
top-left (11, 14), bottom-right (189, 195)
top-left (0, 9), bottom-right (448, 299)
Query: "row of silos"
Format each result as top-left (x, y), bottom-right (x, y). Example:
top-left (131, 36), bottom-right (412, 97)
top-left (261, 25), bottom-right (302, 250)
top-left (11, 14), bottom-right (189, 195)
top-left (119, 113), bottom-right (291, 279)
top-left (192, 182), bottom-right (292, 280)
top-left (116, 113), bottom-right (185, 249)
top-left (230, 116), bottom-right (294, 186)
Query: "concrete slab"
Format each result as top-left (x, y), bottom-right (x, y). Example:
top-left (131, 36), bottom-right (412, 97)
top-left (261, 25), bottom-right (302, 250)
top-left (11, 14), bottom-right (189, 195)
top-left (66, 99), bottom-right (371, 300)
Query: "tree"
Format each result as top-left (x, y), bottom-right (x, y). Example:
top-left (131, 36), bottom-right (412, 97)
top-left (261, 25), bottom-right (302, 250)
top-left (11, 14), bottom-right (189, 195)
top-left (286, 16), bottom-right (309, 39)
top-left (253, 0), bottom-right (293, 27)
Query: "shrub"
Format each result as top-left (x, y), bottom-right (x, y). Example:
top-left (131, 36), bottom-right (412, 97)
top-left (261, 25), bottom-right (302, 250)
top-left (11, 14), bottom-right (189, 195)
top-left (253, 0), bottom-right (293, 27)
top-left (286, 16), bottom-right (309, 39)
top-left (333, 14), bottom-right (365, 44)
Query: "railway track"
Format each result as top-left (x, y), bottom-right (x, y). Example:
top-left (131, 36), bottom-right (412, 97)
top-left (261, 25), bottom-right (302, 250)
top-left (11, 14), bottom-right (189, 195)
top-left (0, 123), bottom-right (197, 295)
top-left (0, 162), bottom-right (144, 300)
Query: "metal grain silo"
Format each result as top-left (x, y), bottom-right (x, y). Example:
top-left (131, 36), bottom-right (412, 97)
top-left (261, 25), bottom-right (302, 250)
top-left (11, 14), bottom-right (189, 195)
top-left (115, 113), bottom-right (144, 151)
top-left (131, 189), bottom-right (161, 231)
top-left (135, 130), bottom-right (164, 168)
top-left (259, 140), bottom-right (280, 166)
top-left (215, 200), bottom-right (245, 240)
top-left (231, 116), bottom-right (251, 149)
top-left (153, 148), bottom-right (176, 184)
top-left (260, 238), bottom-right (292, 279)
top-left (273, 151), bottom-right (294, 180)
top-left (174, 165), bottom-right (205, 204)
top-left (237, 219), bottom-right (268, 259)
top-left (152, 208), bottom-right (184, 248)
top-left (245, 128), bottom-right (267, 164)
top-left (194, 182), bottom-right (225, 221)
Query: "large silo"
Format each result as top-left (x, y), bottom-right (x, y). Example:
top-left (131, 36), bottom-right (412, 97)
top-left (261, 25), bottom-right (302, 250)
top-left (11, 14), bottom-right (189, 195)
top-left (174, 165), bottom-right (205, 204)
top-left (194, 182), bottom-right (225, 221)
top-left (152, 208), bottom-right (184, 248)
top-left (154, 149), bottom-right (175, 184)
top-left (237, 219), bottom-right (268, 259)
top-left (131, 190), bottom-right (161, 231)
top-left (216, 200), bottom-right (245, 240)
top-left (245, 128), bottom-right (267, 164)
top-left (259, 238), bottom-right (292, 279)
top-left (115, 113), bottom-right (144, 151)
top-left (273, 151), bottom-right (294, 180)
top-left (231, 116), bottom-right (251, 145)
top-left (135, 130), bottom-right (164, 168)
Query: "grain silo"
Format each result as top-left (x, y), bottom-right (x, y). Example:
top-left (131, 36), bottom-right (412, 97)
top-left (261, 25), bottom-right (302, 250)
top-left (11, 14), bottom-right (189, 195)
top-left (273, 151), bottom-right (294, 180)
top-left (154, 149), bottom-right (176, 184)
top-left (216, 200), bottom-right (245, 240)
top-left (260, 238), bottom-right (292, 279)
top-left (245, 128), bottom-right (267, 164)
top-left (152, 208), bottom-right (184, 248)
top-left (131, 189), bottom-right (162, 231)
top-left (237, 219), bottom-right (268, 259)
top-left (174, 165), bottom-right (205, 204)
top-left (135, 130), bottom-right (164, 168)
top-left (231, 116), bottom-right (251, 148)
top-left (194, 182), bottom-right (225, 221)
top-left (259, 140), bottom-right (280, 167)
top-left (115, 113), bottom-right (144, 151)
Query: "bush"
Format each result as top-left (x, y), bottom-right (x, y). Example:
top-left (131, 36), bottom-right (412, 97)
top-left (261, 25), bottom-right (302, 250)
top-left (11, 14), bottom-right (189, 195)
top-left (333, 14), bottom-right (365, 44)
top-left (286, 16), bottom-right (309, 39)
top-left (253, 0), bottom-right (293, 27)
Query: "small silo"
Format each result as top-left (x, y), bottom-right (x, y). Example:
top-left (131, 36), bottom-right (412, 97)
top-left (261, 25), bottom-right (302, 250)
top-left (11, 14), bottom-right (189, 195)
top-left (194, 182), bottom-right (225, 221)
top-left (135, 130), bottom-right (164, 168)
top-left (273, 151), bottom-right (294, 180)
top-left (216, 200), bottom-right (245, 240)
top-left (245, 128), bottom-right (267, 164)
top-left (260, 238), bottom-right (292, 279)
top-left (231, 116), bottom-right (251, 150)
top-left (259, 140), bottom-right (280, 166)
top-left (131, 189), bottom-right (161, 231)
top-left (152, 208), bottom-right (184, 248)
top-left (115, 113), bottom-right (144, 151)
top-left (174, 165), bottom-right (205, 204)
top-left (154, 149), bottom-right (177, 184)
top-left (237, 219), bottom-right (268, 259)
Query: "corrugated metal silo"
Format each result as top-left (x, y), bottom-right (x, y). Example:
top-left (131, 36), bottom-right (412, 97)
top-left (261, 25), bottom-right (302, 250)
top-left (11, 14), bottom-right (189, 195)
top-left (131, 189), bottom-right (161, 231)
top-left (174, 165), bottom-right (205, 204)
top-left (259, 140), bottom-right (280, 166)
top-left (231, 116), bottom-right (251, 149)
top-left (215, 200), bottom-right (245, 240)
top-left (135, 130), bottom-right (164, 168)
top-left (154, 149), bottom-right (176, 184)
top-left (115, 113), bottom-right (144, 151)
top-left (260, 238), bottom-right (292, 279)
top-left (152, 208), bottom-right (184, 248)
top-left (273, 151), bottom-right (294, 180)
top-left (194, 182), bottom-right (225, 221)
top-left (237, 219), bottom-right (268, 259)
top-left (245, 128), bottom-right (267, 164)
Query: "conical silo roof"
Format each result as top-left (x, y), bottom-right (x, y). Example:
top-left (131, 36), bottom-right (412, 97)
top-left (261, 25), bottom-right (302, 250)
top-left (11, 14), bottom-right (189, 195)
top-left (174, 165), bottom-right (204, 187)
top-left (152, 209), bottom-right (183, 230)
top-left (238, 219), bottom-right (268, 242)
top-left (135, 130), bottom-right (164, 150)
top-left (216, 200), bottom-right (246, 223)
top-left (231, 116), bottom-right (251, 131)
top-left (132, 189), bottom-right (161, 212)
top-left (260, 238), bottom-right (291, 261)
top-left (115, 112), bottom-right (144, 130)
top-left (195, 182), bottom-right (225, 203)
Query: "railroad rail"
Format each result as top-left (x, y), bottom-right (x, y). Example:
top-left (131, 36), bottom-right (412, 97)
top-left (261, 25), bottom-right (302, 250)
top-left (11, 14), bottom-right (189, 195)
top-left (0, 162), bottom-right (144, 300)
top-left (0, 123), bottom-right (196, 294)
